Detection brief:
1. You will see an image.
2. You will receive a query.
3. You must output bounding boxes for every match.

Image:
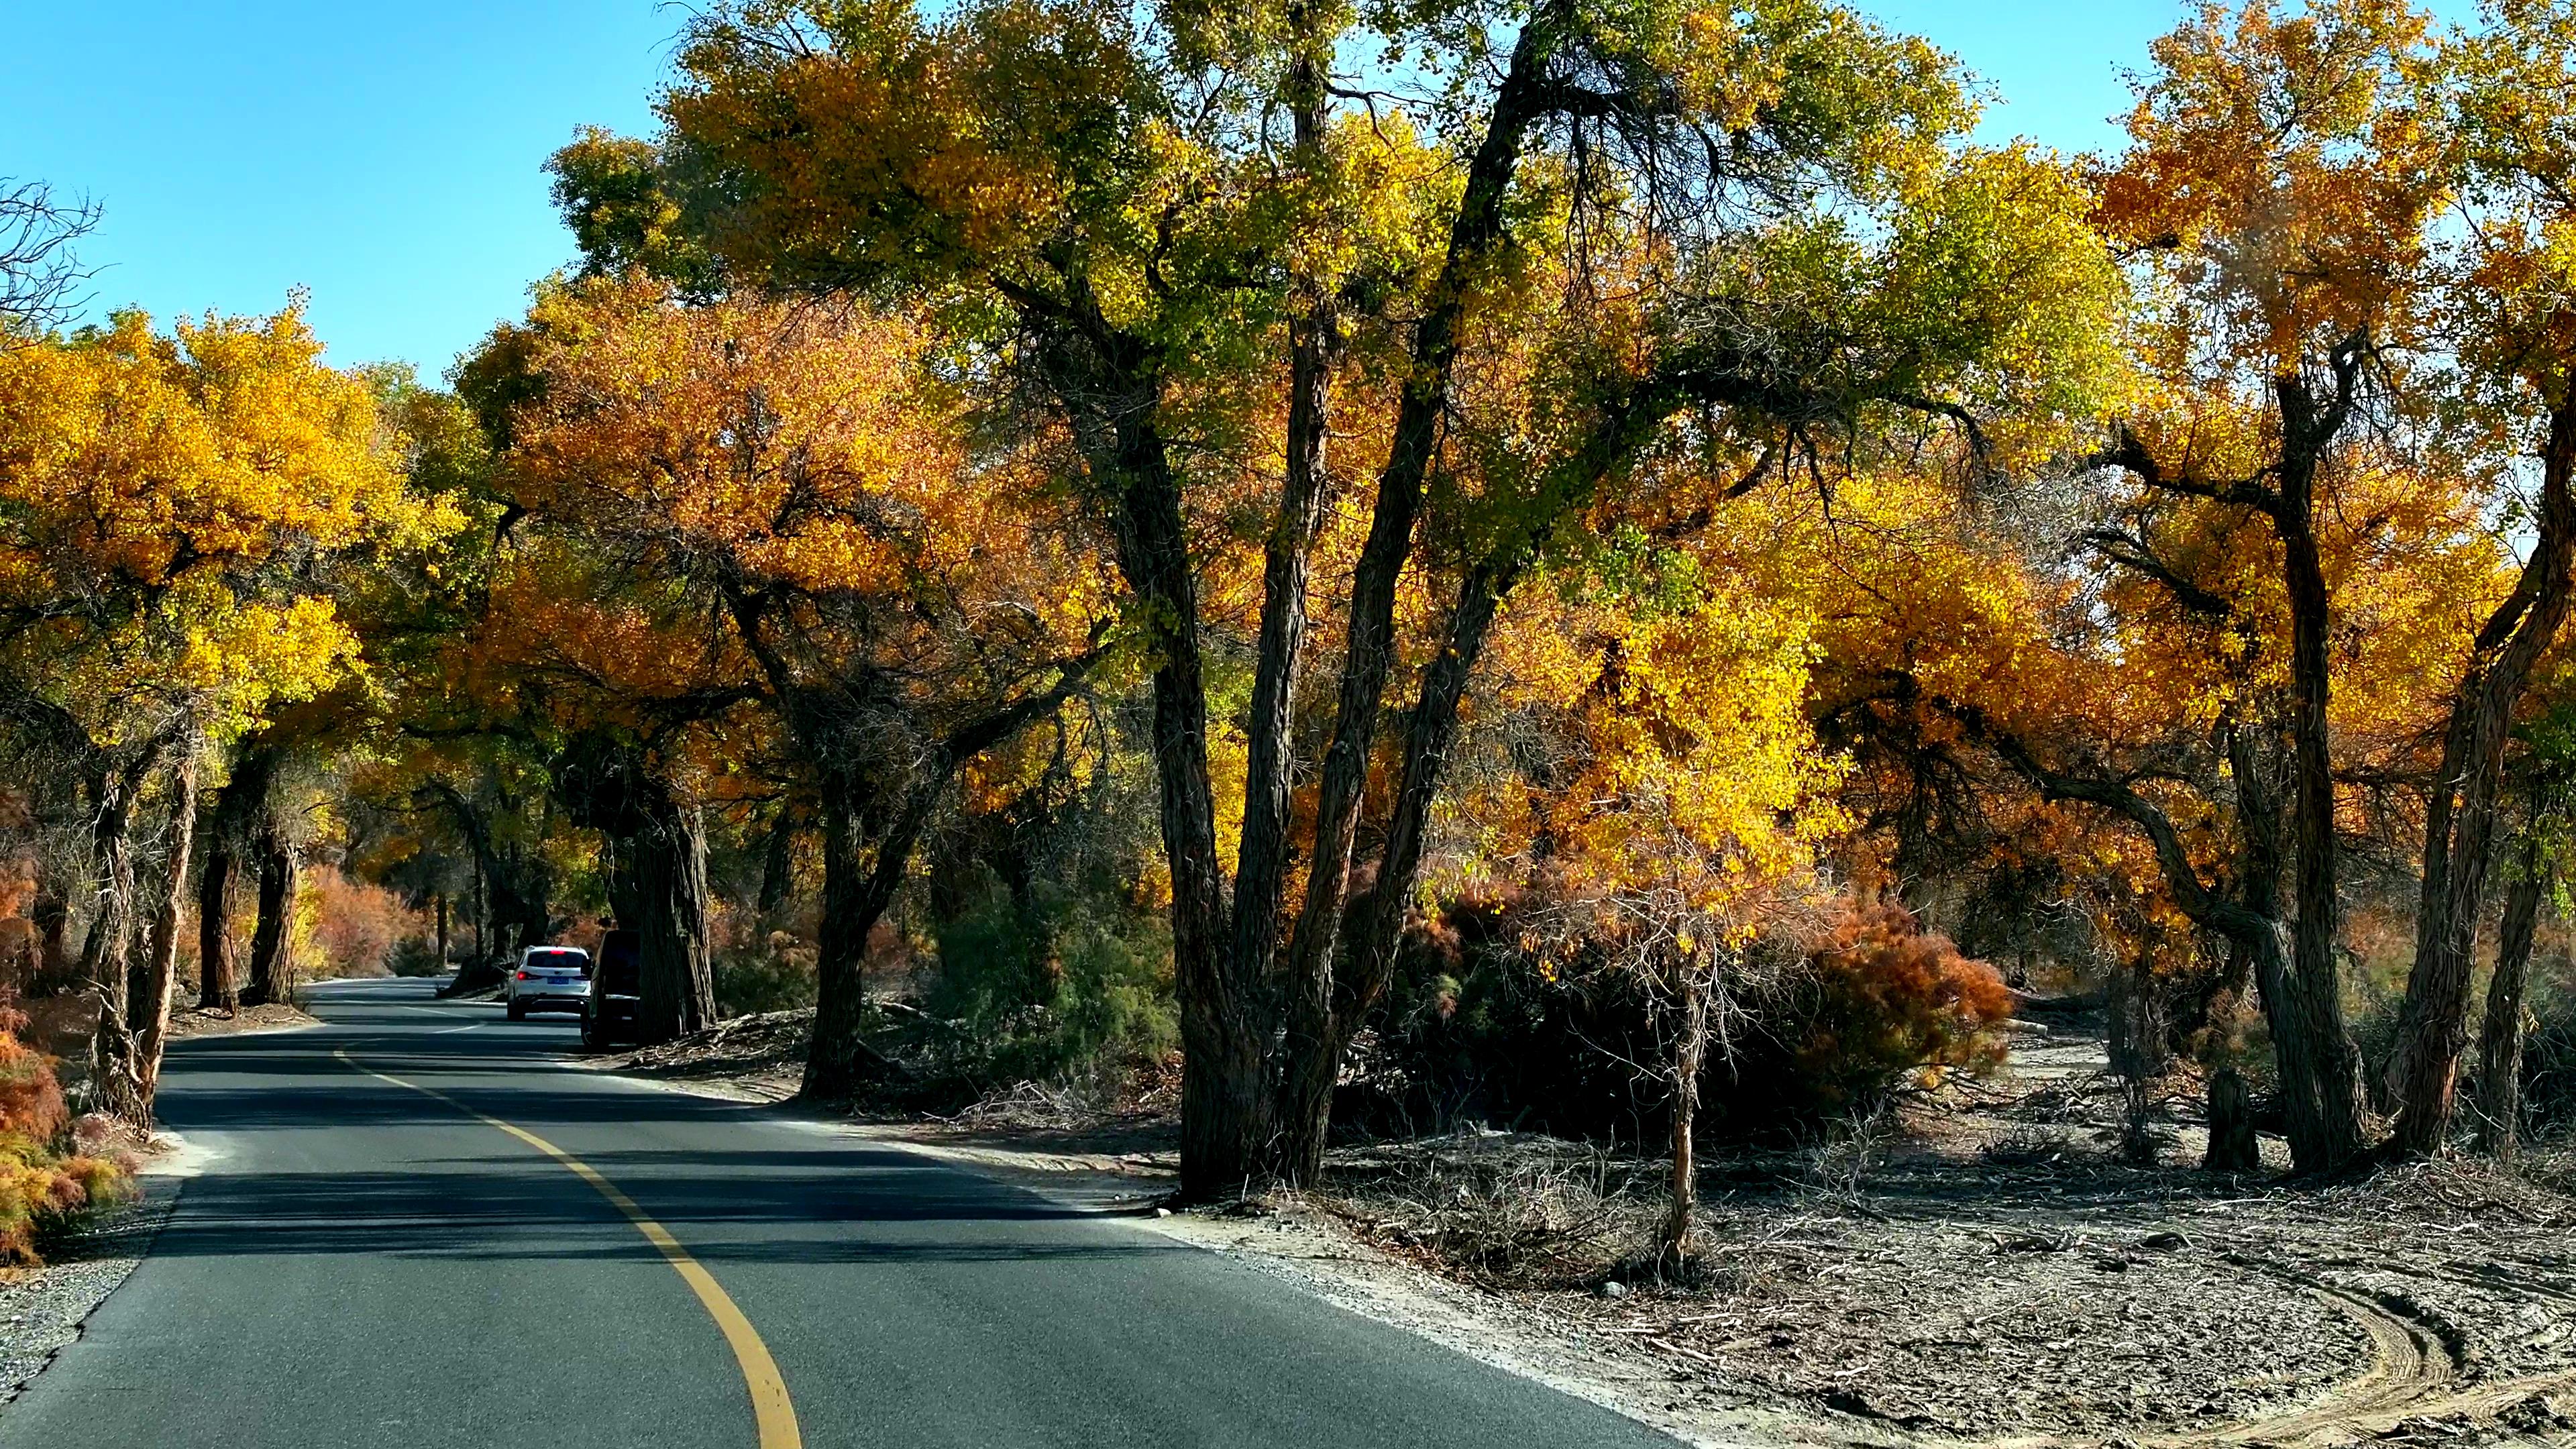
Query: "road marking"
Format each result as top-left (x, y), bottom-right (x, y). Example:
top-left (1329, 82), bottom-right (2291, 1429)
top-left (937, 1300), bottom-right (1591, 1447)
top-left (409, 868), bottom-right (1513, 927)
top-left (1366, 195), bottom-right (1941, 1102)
top-left (429, 1024), bottom-right (480, 1036)
top-left (333, 1048), bottom-right (801, 1449)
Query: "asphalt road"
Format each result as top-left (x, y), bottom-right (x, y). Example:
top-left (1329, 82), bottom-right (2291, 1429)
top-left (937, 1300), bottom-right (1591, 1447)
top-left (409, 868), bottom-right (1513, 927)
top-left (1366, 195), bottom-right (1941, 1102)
top-left (0, 979), bottom-right (1679, 1448)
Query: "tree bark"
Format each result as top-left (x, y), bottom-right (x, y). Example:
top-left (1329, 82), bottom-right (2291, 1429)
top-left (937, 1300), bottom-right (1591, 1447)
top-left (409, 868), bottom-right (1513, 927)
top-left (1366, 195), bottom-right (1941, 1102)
top-left (1275, 559), bottom-right (1512, 1179)
top-left (240, 820), bottom-right (299, 1008)
top-left (27, 872), bottom-right (71, 998)
top-left (124, 754), bottom-right (197, 1114)
top-left (2206, 1066), bottom-right (2260, 1172)
top-left (1074, 353), bottom-right (1260, 1201)
top-left (2270, 374), bottom-right (2367, 1169)
top-left (195, 745), bottom-right (276, 1012)
top-left (800, 774), bottom-right (930, 1102)
top-left (1661, 965), bottom-right (1709, 1273)
top-left (757, 808), bottom-right (796, 924)
top-left (632, 800), bottom-right (716, 1044)
top-left (81, 750), bottom-right (156, 1110)
top-left (1271, 19), bottom-right (1565, 1193)
top-left (2385, 395), bottom-right (2576, 1156)
top-left (196, 835), bottom-right (235, 1012)
top-left (78, 759), bottom-right (147, 1013)
top-left (2474, 836), bottom-right (2546, 1162)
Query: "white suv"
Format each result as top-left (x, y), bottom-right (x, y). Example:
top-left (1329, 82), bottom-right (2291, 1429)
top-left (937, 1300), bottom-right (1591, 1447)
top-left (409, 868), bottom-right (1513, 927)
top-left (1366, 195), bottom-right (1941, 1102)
top-left (505, 945), bottom-right (592, 1020)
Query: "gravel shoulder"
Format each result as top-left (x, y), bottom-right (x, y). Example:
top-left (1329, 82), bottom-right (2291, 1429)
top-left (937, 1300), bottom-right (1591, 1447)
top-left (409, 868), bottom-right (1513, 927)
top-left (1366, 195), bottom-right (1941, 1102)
top-left (0, 1134), bottom-right (198, 1409)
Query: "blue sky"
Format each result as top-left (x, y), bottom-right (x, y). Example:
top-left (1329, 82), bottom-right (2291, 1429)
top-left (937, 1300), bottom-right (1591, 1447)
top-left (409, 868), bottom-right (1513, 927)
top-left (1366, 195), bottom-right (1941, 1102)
top-left (0, 0), bottom-right (2434, 377)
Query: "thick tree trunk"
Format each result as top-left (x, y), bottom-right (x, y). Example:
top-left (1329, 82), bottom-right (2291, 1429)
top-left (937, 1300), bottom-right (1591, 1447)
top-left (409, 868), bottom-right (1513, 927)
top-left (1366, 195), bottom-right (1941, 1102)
top-left (195, 745), bottom-right (277, 1011)
top-left (2205, 1066), bottom-right (2260, 1172)
top-left (435, 893), bottom-right (449, 969)
top-left (78, 765), bottom-right (144, 1013)
top-left (2475, 839), bottom-right (2546, 1162)
top-left (2274, 430), bottom-right (2367, 1169)
top-left (2386, 399), bottom-right (2576, 1156)
top-left (800, 776), bottom-right (933, 1102)
top-left (240, 824), bottom-right (299, 1008)
top-left (632, 802), bottom-right (716, 1045)
top-left (123, 755), bottom-right (197, 1115)
top-left (197, 837), bottom-right (235, 1012)
top-left (1077, 367), bottom-right (1258, 1201)
top-left (82, 757), bottom-right (150, 1110)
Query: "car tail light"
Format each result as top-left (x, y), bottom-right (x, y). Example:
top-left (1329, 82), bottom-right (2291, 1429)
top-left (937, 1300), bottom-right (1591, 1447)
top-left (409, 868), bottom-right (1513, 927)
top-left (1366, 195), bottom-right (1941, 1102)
top-left (516, 970), bottom-right (532, 980)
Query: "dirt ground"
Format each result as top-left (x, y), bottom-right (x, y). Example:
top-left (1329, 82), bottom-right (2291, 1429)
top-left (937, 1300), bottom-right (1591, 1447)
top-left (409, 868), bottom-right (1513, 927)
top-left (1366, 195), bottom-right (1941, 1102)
top-left (160, 1002), bottom-right (320, 1040)
top-left (599, 1006), bottom-right (2576, 1449)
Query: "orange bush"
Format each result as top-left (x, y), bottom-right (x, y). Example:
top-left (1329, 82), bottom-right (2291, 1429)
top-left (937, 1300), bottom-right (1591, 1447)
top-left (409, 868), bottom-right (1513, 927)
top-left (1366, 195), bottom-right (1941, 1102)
top-left (1790, 900), bottom-right (2015, 1109)
top-left (307, 865), bottom-right (429, 979)
top-left (0, 1000), bottom-right (129, 1262)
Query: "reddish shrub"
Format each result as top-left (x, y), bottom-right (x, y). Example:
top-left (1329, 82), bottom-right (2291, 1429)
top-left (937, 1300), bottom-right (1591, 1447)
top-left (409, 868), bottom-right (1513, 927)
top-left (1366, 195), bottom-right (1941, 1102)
top-left (308, 865), bottom-right (429, 979)
top-left (0, 998), bottom-right (129, 1261)
top-left (1790, 900), bottom-right (2014, 1109)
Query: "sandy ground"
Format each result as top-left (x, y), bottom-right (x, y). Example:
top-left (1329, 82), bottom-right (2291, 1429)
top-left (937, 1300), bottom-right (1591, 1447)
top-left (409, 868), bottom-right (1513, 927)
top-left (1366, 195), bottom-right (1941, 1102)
top-left (162, 1002), bottom-right (321, 1040)
top-left (596, 1009), bottom-right (2576, 1448)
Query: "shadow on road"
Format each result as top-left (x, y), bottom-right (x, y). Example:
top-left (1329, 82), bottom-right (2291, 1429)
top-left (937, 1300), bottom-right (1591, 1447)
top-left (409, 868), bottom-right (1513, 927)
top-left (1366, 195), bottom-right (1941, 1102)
top-left (145, 1001), bottom-right (1168, 1271)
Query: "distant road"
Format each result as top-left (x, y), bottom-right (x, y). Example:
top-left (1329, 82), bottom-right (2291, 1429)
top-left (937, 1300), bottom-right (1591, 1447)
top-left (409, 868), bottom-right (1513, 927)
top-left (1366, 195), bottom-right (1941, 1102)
top-left (0, 979), bottom-right (1678, 1448)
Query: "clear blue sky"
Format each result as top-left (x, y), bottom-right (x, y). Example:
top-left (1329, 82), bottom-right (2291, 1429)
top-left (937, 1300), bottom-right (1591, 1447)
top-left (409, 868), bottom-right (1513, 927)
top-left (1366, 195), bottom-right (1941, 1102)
top-left (0, 0), bottom-right (2451, 378)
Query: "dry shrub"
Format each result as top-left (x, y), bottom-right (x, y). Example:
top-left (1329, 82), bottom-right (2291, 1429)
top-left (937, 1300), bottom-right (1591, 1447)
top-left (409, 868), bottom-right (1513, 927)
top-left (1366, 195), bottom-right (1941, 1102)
top-left (1788, 900), bottom-right (2012, 1110)
top-left (0, 1000), bottom-right (129, 1262)
top-left (307, 865), bottom-right (427, 979)
top-left (1325, 1136), bottom-right (1655, 1288)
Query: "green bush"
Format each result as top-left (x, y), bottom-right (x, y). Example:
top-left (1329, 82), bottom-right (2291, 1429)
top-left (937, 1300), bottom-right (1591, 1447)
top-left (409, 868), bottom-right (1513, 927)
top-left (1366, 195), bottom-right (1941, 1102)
top-left (925, 900), bottom-right (1175, 1088)
top-left (386, 935), bottom-right (446, 977)
top-left (715, 932), bottom-right (819, 1018)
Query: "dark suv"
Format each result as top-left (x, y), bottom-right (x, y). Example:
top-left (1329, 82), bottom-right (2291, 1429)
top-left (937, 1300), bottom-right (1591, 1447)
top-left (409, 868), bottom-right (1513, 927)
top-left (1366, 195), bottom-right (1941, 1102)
top-left (580, 928), bottom-right (641, 1049)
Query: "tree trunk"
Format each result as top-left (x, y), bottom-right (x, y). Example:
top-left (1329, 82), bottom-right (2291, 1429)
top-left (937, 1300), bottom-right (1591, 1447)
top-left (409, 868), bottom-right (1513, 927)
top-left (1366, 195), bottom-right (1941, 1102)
top-left (757, 809), bottom-right (795, 924)
top-left (195, 745), bottom-right (278, 1011)
top-left (1275, 559), bottom-right (1511, 1181)
top-left (2475, 838), bottom-right (2546, 1162)
top-left (1080, 370), bottom-right (1258, 1202)
top-left (2385, 396), bottom-right (2576, 1156)
top-left (27, 873), bottom-right (71, 997)
top-left (123, 755), bottom-right (197, 1116)
top-left (800, 775), bottom-right (934, 1102)
top-left (2205, 1067), bottom-right (2259, 1172)
top-left (78, 763), bottom-right (144, 1013)
top-left (435, 892), bottom-right (449, 970)
top-left (633, 801), bottom-right (716, 1045)
top-left (197, 835), bottom-right (235, 1012)
top-left (2109, 953), bottom-right (2163, 1167)
top-left (240, 822), bottom-right (298, 1008)
top-left (1661, 967), bottom-right (1709, 1274)
top-left (1269, 21), bottom-right (1564, 1197)
top-left (83, 756), bottom-right (150, 1110)
top-left (2273, 421), bottom-right (2367, 1170)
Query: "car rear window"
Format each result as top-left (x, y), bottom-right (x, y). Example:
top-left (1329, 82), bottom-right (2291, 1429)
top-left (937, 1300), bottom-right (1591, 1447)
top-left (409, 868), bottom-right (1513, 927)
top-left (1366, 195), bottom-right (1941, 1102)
top-left (527, 950), bottom-right (588, 968)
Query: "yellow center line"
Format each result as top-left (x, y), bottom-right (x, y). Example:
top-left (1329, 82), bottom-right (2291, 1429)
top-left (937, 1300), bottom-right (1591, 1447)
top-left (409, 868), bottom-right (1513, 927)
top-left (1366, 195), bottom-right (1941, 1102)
top-left (334, 1047), bottom-right (802, 1449)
